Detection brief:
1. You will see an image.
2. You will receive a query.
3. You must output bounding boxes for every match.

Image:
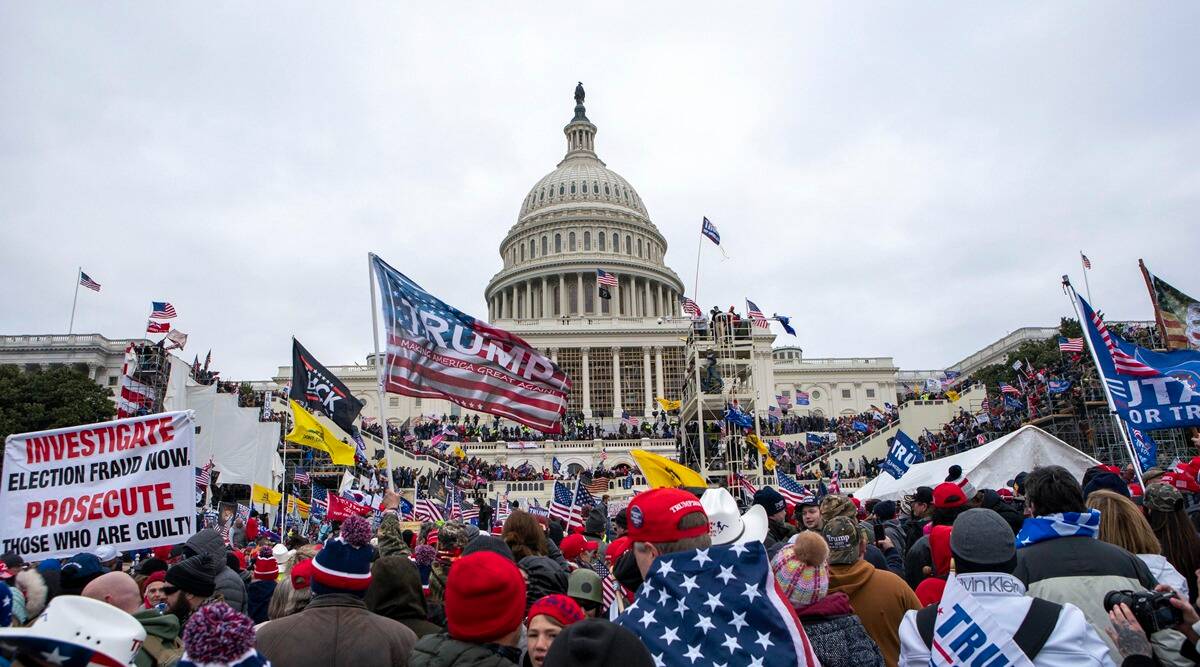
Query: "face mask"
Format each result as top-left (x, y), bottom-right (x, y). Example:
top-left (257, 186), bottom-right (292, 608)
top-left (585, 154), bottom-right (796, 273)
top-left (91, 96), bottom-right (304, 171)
top-left (612, 550), bottom-right (643, 592)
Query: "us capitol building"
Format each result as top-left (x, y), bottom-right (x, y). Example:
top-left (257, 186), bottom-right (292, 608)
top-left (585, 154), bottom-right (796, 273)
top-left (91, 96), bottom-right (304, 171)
top-left (2, 86), bottom-right (909, 451)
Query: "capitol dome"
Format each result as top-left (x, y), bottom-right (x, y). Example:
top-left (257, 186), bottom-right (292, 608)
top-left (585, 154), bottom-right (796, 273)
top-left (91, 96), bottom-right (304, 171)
top-left (486, 85), bottom-right (685, 324)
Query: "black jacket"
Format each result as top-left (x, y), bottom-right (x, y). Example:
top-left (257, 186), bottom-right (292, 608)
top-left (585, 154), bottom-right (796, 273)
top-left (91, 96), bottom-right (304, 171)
top-left (410, 633), bottom-right (520, 667)
top-left (365, 555), bottom-right (444, 639)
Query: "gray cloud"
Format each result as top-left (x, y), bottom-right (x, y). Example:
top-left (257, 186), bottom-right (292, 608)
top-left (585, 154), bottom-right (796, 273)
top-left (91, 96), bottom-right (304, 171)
top-left (2, 2), bottom-right (1197, 378)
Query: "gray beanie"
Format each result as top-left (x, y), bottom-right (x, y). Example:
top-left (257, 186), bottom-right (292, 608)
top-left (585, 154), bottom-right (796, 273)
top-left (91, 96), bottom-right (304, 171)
top-left (950, 508), bottom-right (1015, 569)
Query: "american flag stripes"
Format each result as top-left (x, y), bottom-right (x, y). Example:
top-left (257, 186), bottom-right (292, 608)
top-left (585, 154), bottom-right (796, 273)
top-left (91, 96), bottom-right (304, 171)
top-left (150, 301), bottom-right (177, 319)
top-left (999, 383), bottom-right (1022, 396)
top-left (310, 487), bottom-right (328, 517)
top-left (550, 481), bottom-right (585, 529)
top-left (585, 477), bottom-right (611, 495)
top-left (590, 559), bottom-right (619, 608)
top-left (734, 473), bottom-right (758, 499)
top-left (372, 254), bottom-right (570, 434)
top-left (746, 299), bottom-right (769, 328)
top-left (79, 271), bottom-right (101, 292)
top-left (1081, 294), bottom-right (1160, 377)
top-left (293, 468), bottom-right (310, 485)
top-left (828, 470), bottom-right (841, 494)
top-left (195, 460), bottom-right (213, 489)
top-left (1081, 253), bottom-right (1092, 270)
top-left (776, 470), bottom-right (812, 506)
top-left (415, 487), bottom-right (444, 522)
top-left (621, 410), bottom-right (640, 429)
top-left (1058, 337), bottom-right (1084, 353)
top-left (596, 269), bottom-right (618, 287)
top-left (681, 296), bottom-right (702, 319)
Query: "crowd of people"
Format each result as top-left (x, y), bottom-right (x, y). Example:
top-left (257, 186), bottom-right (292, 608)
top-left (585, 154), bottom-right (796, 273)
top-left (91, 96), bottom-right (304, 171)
top-left (6, 457), bottom-right (1200, 666)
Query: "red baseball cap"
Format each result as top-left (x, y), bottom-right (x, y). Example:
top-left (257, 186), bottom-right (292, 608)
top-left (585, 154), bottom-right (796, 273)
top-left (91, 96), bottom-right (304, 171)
top-left (996, 488), bottom-right (1014, 498)
top-left (605, 536), bottom-right (632, 566)
top-left (932, 482), bottom-right (967, 509)
top-left (559, 534), bottom-right (599, 561)
top-left (625, 488), bottom-right (708, 543)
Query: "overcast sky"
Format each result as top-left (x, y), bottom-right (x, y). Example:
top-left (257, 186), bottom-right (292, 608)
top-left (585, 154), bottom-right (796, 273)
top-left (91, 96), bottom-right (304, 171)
top-left (3, 2), bottom-right (1198, 379)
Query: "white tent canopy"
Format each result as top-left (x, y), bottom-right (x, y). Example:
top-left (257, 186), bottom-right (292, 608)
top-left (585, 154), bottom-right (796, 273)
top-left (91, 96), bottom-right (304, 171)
top-left (854, 425), bottom-right (1100, 501)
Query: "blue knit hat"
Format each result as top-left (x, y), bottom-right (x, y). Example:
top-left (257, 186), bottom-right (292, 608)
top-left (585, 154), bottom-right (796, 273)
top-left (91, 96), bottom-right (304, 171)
top-left (311, 515), bottom-right (373, 596)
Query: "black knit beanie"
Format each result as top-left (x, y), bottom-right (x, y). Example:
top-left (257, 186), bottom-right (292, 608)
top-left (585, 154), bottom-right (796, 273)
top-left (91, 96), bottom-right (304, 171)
top-left (167, 553), bottom-right (217, 598)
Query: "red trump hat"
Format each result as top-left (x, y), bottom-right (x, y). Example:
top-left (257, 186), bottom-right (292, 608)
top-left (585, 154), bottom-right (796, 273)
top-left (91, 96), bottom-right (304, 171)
top-left (625, 488), bottom-right (708, 543)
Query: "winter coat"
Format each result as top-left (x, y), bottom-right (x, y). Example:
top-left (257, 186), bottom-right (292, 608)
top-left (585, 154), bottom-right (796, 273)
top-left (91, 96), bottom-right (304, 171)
top-left (903, 535), bottom-right (934, 589)
top-left (409, 633), bottom-right (519, 667)
top-left (899, 516), bottom-right (929, 554)
top-left (132, 609), bottom-right (183, 667)
top-left (256, 593), bottom-right (418, 667)
top-left (1138, 553), bottom-right (1190, 601)
top-left (246, 580), bottom-right (276, 625)
top-left (768, 517), bottom-right (798, 544)
top-left (898, 572), bottom-right (1111, 667)
top-left (1014, 534), bottom-right (1158, 664)
top-left (794, 592), bottom-right (885, 667)
top-left (829, 559), bottom-right (922, 667)
top-left (978, 490), bottom-right (1025, 535)
top-left (365, 555), bottom-right (444, 639)
top-left (184, 529), bottom-right (247, 613)
top-left (518, 556), bottom-right (568, 613)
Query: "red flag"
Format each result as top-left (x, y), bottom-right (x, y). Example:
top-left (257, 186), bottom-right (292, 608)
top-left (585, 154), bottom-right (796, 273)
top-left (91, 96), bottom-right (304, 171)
top-left (147, 320), bottom-right (170, 333)
top-left (327, 494), bottom-right (373, 521)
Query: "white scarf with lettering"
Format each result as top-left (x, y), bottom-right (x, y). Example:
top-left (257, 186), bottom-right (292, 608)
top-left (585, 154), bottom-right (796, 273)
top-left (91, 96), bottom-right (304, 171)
top-left (930, 574), bottom-right (1035, 667)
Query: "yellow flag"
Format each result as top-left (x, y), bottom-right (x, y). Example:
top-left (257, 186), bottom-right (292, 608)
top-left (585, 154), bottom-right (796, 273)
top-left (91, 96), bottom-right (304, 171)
top-left (251, 483), bottom-right (282, 506)
top-left (745, 433), bottom-right (770, 456)
top-left (285, 400), bottom-right (357, 466)
top-left (655, 397), bottom-right (682, 412)
top-left (451, 445), bottom-right (466, 459)
top-left (630, 449), bottom-right (707, 489)
top-left (764, 456), bottom-right (777, 471)
top-left (287, 496), bottom-right (311, 518)
top-left (947, 390), bottom-right (960, 402)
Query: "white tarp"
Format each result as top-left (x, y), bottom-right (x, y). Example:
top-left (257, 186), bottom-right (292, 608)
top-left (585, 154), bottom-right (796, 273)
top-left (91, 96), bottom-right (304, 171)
top-left (855, 425), bottom-right (1100, 501)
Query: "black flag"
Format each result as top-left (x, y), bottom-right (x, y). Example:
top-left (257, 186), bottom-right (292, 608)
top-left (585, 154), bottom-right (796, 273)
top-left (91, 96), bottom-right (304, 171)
top-left (290, 338), bottom-right (364, 435)
top-left (598, 285), bottom-right (611, 300)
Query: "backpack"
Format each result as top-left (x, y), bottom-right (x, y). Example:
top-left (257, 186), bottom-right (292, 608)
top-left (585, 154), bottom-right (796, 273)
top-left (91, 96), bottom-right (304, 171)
top-left (915, 598), bottom-right (1061, 660)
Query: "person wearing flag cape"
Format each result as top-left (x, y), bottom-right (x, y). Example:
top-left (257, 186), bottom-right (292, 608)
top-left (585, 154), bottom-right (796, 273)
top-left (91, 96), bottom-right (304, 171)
top-left (899, 508), bottom-right (1111, 667)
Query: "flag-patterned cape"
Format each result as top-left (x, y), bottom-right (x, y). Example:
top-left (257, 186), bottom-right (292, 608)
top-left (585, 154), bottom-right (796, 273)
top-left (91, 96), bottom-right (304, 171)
top-left (616, 542), bottom-right (818, 667)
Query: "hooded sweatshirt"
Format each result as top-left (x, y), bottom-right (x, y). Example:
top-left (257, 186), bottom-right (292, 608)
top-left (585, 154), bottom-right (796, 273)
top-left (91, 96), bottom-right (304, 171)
top-left (132, 608), bottom-right (184, 667)
top-left (184, 529), bottom-right (247, 612)
top-left (365, 555), bottom-right (443, 639)
top-left (829, 559), bottom-right (921, 667)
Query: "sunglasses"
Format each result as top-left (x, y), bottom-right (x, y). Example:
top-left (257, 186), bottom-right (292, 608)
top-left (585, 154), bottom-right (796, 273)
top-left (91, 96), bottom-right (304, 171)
top-left (161, 585), bottom-right (180, 595)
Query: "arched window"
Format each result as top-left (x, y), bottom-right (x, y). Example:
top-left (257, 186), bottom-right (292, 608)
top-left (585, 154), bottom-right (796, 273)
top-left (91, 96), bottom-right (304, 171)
top-left (612, 233), bottom-right (619, 252)
top-left (593, 182), bottom-right (599, 194)
top-left (584, 231), bottom-right (591, 250)
top-left (604, 184), bottom-right (610, 195)
top-left (559, 184), bottom-right (564, 195)
top-left (555, 234), bottom-right (562, 253)
top-left (570, 182), bottom-right (576, 195)
top-left (625, 235), bottom-right (632, 254)
top-left (539, 188), bottom-right (544, 201)
top-left (569, 232), bottom-right (576, 251)
top-left (542, 236), bottom-right (548, 256)
top-left (529, 239), bottom-right (536, 258)
top-left (520, 244), bottom-right (525, 261)
top-left (598, 230), bottom-right (606, 251)
top-left (637, 238), bottom-right (642, 257)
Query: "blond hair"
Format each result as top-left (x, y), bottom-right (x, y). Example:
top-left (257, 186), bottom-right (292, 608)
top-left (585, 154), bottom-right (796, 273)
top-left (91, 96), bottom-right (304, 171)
top-left (1086, 489), bottom-right (1161, 554)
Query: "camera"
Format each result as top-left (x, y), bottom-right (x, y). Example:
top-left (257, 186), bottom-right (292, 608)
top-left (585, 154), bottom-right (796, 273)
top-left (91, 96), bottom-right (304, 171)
top-left (1104, 589), bottom-right (1182, 633)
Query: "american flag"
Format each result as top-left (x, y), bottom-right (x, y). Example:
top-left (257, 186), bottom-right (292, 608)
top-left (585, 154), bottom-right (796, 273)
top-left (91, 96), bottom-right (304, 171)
top-left (310, 487), bottom-right (328, 518)
top-left (596, 269), bottom-right (618, 287)
top-left (981, 397), bottom-right (991, 413)
top-left (746, 299), bottom-right (769, 328)
top-left (150, 301), bottom-right (177, 319)
top-left (999, 383), bottom-right (1022, 396)
top-left (293, 468), bottom-right (310, 485)
top-left (415, 488), bottom-right (444, 522)
top-left (550, 481), bottom-right (583, 528)
top-left (79, 271), bottom-right (101, 292)
top-left (1058, 337), bottom-right (1084, 353)
top-left (495, 490), bottom-right (510, 524)
top-left (1078, 293), bottom-right (1160, 377)
top-left (828, 470), bottom-right (841, 495)
top-left (585, 476), bottom-right (611, 495)
top-left (591, 559), bottom-right (619, 608)
top-left (616, 542), bottom-right (819, 667)
top-left (734, 473), bottom-right (758, 499)
top-left (195, 460), bottom-right (213, 489)
top-left (621, 410), bottom-right (640, 428)
top-left (701, 216), bottom-right (721, 245)
top-left (361, 416), bottom-right (378, 427)
top-left (776, 470), bottom-right (812, 506)
top-left (372, 254), bottom-right (571, 434)
top-left (1081, 252), bottom-right (1092, 270)
top-left (681, 296), bottom-right (703, 319)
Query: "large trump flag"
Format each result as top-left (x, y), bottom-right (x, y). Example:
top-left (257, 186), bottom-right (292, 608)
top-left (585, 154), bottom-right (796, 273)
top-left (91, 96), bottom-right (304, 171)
top-left (370, 254), bottom-right (571, 433)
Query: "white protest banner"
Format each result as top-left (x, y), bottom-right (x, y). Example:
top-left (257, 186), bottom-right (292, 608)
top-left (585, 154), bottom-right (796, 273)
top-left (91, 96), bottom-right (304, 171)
top-left (0, 411), bottom-right (197, 560)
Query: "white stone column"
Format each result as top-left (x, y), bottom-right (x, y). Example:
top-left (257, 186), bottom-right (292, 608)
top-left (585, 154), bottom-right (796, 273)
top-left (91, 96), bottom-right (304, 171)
top-left (658, 284), bottom-right (665, 317)
top-left (576, 273), bottom-right (584, 316)
top-left (558, 274), bottom-right (566, 316)
top-left (581, 348), bottom-right (592, 418)
top-left (611, 276), bottom-right (620, 317)
top-left (500, 289), bottom-right (508, 319)
top-left (611, 347), bottom-right (622, 416)
top-left (526, 281), bottom-right (533, 319)
top-left (542, 276), bottom-right (549, 318)
top-left (644, 280), bottom-right (652, 319)
top-left (655, 346), bottom-right (665, 399)
top-left (642, 347), bottom-right (653, 416)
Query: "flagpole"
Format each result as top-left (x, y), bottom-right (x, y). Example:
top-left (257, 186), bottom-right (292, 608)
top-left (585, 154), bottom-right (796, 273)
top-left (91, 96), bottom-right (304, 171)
top-left (693, 220), bottom-right (703, 307)
top-left (1063, 277), bottom-right (1143, 486)
top-left (1080, 251), bottom-right (1093, 303)
top-left (367, 253), bottom-right (394, 492)
top-left (1138, 259), bottom-right (1169, 349)
top-left (68, 267), bottom-right (81, 334)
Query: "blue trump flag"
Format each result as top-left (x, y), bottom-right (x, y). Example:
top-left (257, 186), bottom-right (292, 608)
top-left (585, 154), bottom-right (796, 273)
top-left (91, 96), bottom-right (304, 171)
top-left (724, 406), bottom-right (754, 429)
top-left (806, 432), bottom-right (826, 446)
top-left (1004, 395), bottom-right (1025, 411)
top-left (1047, 380), bottom-right (1072, 395)
top-left (851, 420), bottom-right (869, 433)
top-left (881, 430), bottom-right (924, 479)
top-left (1076, 291), bottom-right (1200, 430)
top-left (775, 314), bottom-right (797, 336)
top-left (1127, 423), bottom-right (1158, 473)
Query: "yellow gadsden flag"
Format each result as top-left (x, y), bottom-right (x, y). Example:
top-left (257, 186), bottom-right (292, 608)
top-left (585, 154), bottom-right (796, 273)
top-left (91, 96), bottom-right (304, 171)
top-left (285, 399), bottom-right (357, 466)
top-left (946, 390), bottom-right (961, 403)
top-left (251, 483), bottom-right (282, 506)
top-left (631, 449), bottom-right (707, 489)
top-left (745, 433), bottom-right (770, 456)
top-left (655, 397), bottom-right (682, 412)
